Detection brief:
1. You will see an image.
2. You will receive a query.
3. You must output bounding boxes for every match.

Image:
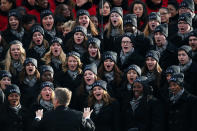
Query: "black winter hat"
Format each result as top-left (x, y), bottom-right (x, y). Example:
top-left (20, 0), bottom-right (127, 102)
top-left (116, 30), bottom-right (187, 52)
top-left (145, 50), bottom-right (160, 62)
top-left (154, 23), bottom-right (168, 37)
top-left (8, 9), bottom-right (21, 20)
top-left (179, 0), bottom-right (194, 12)
top-left (148, 12), bottom-right (161, 23)
top-left (126, 64), bottom-right (141, 76)
top-left (134, 76), bottom-right (149, 87)
top-left (110, 7), bottom-right (123, 18)
top-left (123, 14), bottom-right (137, 27)
top-left (166, 65), bottom-right (181, 75)
top-left (0, 70), bottom-right (12, 80)
top-left (50, 37), bottom-right (63, 45)
top-left (189, 30), bottom-right (197, 38)
top-left (122, 32), bottom-right (135, 43)
top-left (178, 45), bottom-right (192, 58)
top-left (87, 37), bottom-right (101, 49)
top-left (84, 63), bottom-right (97, 75)
top-left (24, 58), bottom-right (38, 68)
top-left (5, 84), bottom-right (21, 97)
top-left (77, 9), bottom-right (90, 18)
top-left (40, 65), bottom-right (54, 76)
top-left (72, 25), bottom-right (87, 36)
top-left (31, 25), bottom-right (44, 36)
top-left (9, 40), bottom-right (23, 46)
top-left (102, 51), bottom-right (117, 63)
top-left (40, 10), bottom-right (53, 21)
top-left (91, 80), bottom-right (107, 91)
top-left (178, 13), bottom-right (192, 26)
top-left (168, 0), bottom-right (179, 10)
top-left (169, 73), bottom-right (184, 86)
top-left (67, 51), bottom-right (80, 58)
top-left (40, 81), bottom-right (54, 90)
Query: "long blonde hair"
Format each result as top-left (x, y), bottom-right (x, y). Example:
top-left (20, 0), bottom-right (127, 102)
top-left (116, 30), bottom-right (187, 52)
top-left (106, 14), bottom-right (124, 38)
top-left (4, 43), bottom-right (26, 71)
top-left (88, 90), bottom-right (115, 107)
top-left (41, 45), bottom-right (66, 68)
top-left (62, 55), bottom-right (83, 74)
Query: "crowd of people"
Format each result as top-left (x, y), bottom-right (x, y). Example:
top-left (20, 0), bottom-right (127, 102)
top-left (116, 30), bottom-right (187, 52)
top-left (0, 0), bottom-right (197, 131)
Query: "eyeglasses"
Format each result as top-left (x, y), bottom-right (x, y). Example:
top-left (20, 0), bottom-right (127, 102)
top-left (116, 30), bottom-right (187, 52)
top-left (121, 41), bottom-right (131, 44)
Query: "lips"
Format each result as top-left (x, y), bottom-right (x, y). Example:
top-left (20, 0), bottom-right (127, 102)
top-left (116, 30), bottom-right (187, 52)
top-left (29, 69), bottom-right (33, 72)
top-left (151, 24), bottom-right (155, 28)
top-left (180, 27), bottom-right (185, 31)
top-left (54, 49), bottom-right (58, 53)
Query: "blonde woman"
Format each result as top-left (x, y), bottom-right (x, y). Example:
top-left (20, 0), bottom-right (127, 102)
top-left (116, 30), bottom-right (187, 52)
top-left (103, 7), bottom-right (124, 53)
top-left (3, 40), bottom-right (26, 85)
top-left (87, 80), bottom-right (120, 131)
top-left (62, 20), bottom-right (75, 37)
top-left (41, 37), bottom-right (66, 73)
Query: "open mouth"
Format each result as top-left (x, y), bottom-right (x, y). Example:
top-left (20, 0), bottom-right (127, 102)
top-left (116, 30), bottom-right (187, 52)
top-left (96, 93), bottom-right (101, 97)
top-left (28, 69), bottom-right (33, 72)
top-left (14, 54), bottom-right (19, 57)
top-left (180, 27), bottom-right (185, 32)
top-left (123, 46), bottom-right (129, 50)
top-left (113, 20), bottom-right (117, 24)
top-left (54, 49), bottom-right (58, 53)
top-left (151, 24), bottom-right (155, 28)
top-left (36, 40), bottom-right (41, 43)
top-left (46, 24), bottom-right (51, 27)
top-left (130, 77), bottom-right (134, 81)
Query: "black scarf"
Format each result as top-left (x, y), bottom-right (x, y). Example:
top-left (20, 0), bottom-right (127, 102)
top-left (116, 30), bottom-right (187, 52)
top-left (94, 101), bottom-right (103, 115)
top-left (33, 44), bottom-right (46, 57)
top-left (10, 104), bottom-right (22, 115)
top-left (130, 95), bottom-right (142, 111)
top-left (10, 28), bottom-right (25, 41)
top-left (45, 28), bottom-right (56, 39)
top-left (40, 99), bottom-right (54, 111)
top-left (104, 71), bottom-right (114, 82)
top-left (11, 60), bottom-right (23, 72)
top-left (67, 70), bottom-right (78, 80)
top-left (51, 56), bottom-right (62, 69)
top-left (23, 76), bottom-right (37, 87)
top-left (179, 59), bottom-right (192, 72)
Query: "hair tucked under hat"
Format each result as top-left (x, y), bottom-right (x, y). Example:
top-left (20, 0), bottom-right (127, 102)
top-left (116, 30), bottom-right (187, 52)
top-left (5, 84), bottom-right (21, 97)
top-left (154, 23), bottom-right (168, 37)
top-left (0, 70), bottom-right (12, 80)
top-left (31, 24), bottom-right (45, 36)
top-left (39, 65), bottom-right (54, 76)
top-left (40, 81), bottom-right (54, 91)
top-left (126, 64), bottom-right (141, 76)
top-left (84, 63), bottom-right (97, 75)
top-left (72, 25), bottom-right (87, 36)
top-left (102, 51), bottom-right (117, 63)
top-left (123, 14), bottom-right (137, 27)
top-left (145, 50), bottom-right (160, 62)
top-left (24, 58), bottom-right (38, 68)
top-left (50, 37), bottom-right (63, 45)
top-left (178, 45), bottom-right (193, 58)
top-left (40, 10), bottom-right (53, 22)
top-left (178, 13), bottom-right (192, 26)
top-left (179, 0), bottom-right (194, 12)
top-left (166, 65), bottom-right (181, 75)
top-left (87, 37), bottom-right (101, 49)
top-left (110, 7), bottom-right (123, 18)
top-left (77, 9), bottom-right (90, 18)
top-left (148, 12), bottom-right (161, 23)
top-left (169, 73), bottom-right (184, 87)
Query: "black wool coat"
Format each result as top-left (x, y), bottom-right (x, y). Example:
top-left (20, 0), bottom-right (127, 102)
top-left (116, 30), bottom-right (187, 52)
top-left (166, 90), bottom-right (197, 131)
top-left (121, 96), bottom-right (165, 131)
top-left (35, 105), bottom-right (95, 131)
top-left (0, 104), bottom-right (33, 131)
top-left (152, 42), bottom-right (178, 70)
top-left (90, 100), bottom-right (121, 131)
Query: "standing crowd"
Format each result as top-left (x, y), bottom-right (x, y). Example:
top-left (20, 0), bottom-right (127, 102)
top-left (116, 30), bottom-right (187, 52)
top-left (0, 0), bottom-right (197, 131)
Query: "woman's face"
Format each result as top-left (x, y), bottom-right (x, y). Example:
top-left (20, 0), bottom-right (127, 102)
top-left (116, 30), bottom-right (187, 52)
top-left (146, 57), bottom-right (157, 71)
top-left (84, 70), bottom-right (96, 85)
top-left (9, 16), bottom-right (19, 30)
top-left (8, 93), bottom-right (20, 107)
top-left (166, 74), bottom-right (171, 82)
top-left (76, 0), bottom-right (88, 7)
top-left (41, 87), bottom-right (53, 101)
top-left (74, 32), bottom-right (85, 44)
top-left (0, 77), bottom-right (11, 90)
top-left (99, 2), bottom-right (110, 16)
top-left (133, 82), bottom-right (143, 98)
top-left (127, 70), bottom-right (138, 84)
top-left (110, 12), bottom-right (122, 27)
top-left (32, 32), bottom-right (43, 45)
top-left (178, 50), bottom-right (190, 65)
top-left (133, 4), bottom-right (143, 18)
top-left (121, 37), bottom-right (133, 53)
top-left (0, 0), bottom-right (13, 12)
top-left (68, 56), bottom-right (78, 71)
top-left (51, 43), bottom-right (61, 57)
top-left (79, 15), bottom-right (90, 28)
top-left (26, 63), bottom-right (36, 76)
top-left (148, 20), bottom-right (160, 31)
top-left (61, 4), bottom-right (71, 18)
top-left (93, 86), bottom-right (104, 101)
top-left (88, 44), bottom-right (98, 58)
top-left (10, 44), bottom-right (21, 60)
top-left (167, 4), bottom-right (177, 18)
top-left (104, 59), bottom-right (114, 72)
top-left (42, 15), bottom-right (54, 31)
